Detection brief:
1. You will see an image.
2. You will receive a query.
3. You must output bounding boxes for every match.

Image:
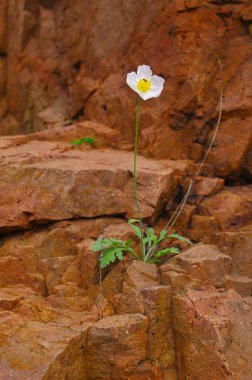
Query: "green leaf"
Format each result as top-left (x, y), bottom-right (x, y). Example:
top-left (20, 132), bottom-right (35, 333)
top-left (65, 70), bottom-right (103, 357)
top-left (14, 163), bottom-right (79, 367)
top-left (125, 239), bottom-right (133, 248)
top-left (154, 247), bottom-right (179, 258)
top-left (71, 136), bottom-right (96, 145)
top-left (167, 234), bottom-right (192, 245)
top-left (148, 247), bottom-right (179, 263)
top-left (91, 238), bottom-right (104, 252)
top-left (100, 248), bottom-right (118, 268)
top-left (146, 227), bottom-right (158, 246)
top-left (159, 229), bottom-right (167, 241)
top-left (92, 237), bottom-right (136, 268)
top-left (128, 219), bottom-right (142, 238)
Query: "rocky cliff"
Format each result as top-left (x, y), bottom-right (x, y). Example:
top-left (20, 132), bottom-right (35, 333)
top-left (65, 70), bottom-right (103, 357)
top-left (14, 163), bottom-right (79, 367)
top-left (0, 1), bottom-right (251, 379)
top-left (0, 0), bottom-right (252, 176)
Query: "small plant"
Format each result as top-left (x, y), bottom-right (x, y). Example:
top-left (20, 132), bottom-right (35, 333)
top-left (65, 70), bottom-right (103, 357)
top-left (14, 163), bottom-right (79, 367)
top-left (92, 219), bottom-right (192, 268)
top-left (92, 65), bottom-right (191, 268)
top-left (92, 237), bottom-right (137, 268)
top-left (71, 136), bottom-right (96, 145)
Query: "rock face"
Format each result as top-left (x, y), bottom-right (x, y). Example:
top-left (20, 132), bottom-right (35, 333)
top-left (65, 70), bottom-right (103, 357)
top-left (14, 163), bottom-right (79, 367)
top-left (0, 137), bottom-right (190, 233)
top-left (0, 1), bottom-right (252, 379)
top-left (0, 0), bottom-right (252, 179)
top-left (0, 132), bottom-right (251, 380)
top-left (173, 289), bottom-right (252, 380)
top-left (160, 244), bottom-right (252, 379)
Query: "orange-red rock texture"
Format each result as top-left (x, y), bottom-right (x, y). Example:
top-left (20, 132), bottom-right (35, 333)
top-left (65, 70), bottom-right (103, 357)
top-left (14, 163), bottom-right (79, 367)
top-left (0, 1), bottom-right (251, 379)
top-left (0, 0), bottom-right (252, 177)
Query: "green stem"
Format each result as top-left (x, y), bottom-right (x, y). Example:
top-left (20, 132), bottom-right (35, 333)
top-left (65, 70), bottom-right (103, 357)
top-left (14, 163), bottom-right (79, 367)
top-left (133, 97), bottom-right (145, 259)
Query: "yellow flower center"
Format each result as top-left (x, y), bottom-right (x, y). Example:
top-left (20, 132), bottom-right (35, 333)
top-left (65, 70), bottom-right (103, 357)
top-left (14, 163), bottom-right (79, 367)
top-left (136, 78), bottom-right (151, 93)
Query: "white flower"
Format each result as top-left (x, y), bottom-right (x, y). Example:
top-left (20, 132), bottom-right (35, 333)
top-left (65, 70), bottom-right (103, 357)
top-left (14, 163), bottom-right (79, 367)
top-left (126, 65), bottom-right (165, 100)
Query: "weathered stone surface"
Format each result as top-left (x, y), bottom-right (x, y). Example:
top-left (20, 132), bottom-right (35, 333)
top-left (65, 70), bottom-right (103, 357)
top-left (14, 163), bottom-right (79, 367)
top-left (0, 256), bottom-right (25, 287)
top-left (40, 255), bottom-right (76, 293)
top-left (206, 118), bottom-right (252, 178)
top-left (244, 143), bottom-right (252, 177)
top-left (0, 142), bottom-right (190, 232)
top-left (171, 204), bottom-right (197, 231)
top-left (0, 285), bottom-right (35, 311)
top-left (142, 285), bottom-right (175, 369)
top-left (0, 311), bottom-right (91, 380)
top-left (0, 1), bottom-right (251, 377)
top-left (0, 217), bottom-right (127, 294)
top-left (0, 0), bottom-right (7, 53)
top-left (173, 289), bottom-right (252, 380)
top-left (213, 227), bottom-right (252, 287)
top-left (198, 185), bottom-right (252, 229)
top-left (119, 261), bottom-right (160, 314)
top-left (192, 176), bottom-right (224, 196)
top-left (159, 244), bottom-right (233, 292)
top-left (63, 239), bottom-right (100, 290)
top-left (0, 57), bottom-right (7, 94)
top-left (189, 214), bottom-right (221, 241)
top-left (25, 272), bottom-right (47, 296)
top-left (225, 274), bottom-right (252, 297)
top-left (0, 0), bottom-right (251, 178)
top-left (214, 229), bottom-right (252, 276)
top-left (84, 314), bottom-right (148, 379)
top-left (118, 261), bottom-right (176, 370)
top-left (176, 244), bottom-right (232, 287)
top-left (5, 121), bottom-right (121, 149)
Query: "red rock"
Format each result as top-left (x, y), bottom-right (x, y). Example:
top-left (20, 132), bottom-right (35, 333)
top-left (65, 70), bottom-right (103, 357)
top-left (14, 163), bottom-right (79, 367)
top-left (189, 214), bottom-right (221, 241)
top-left (0, 2), bottom-right (251, 378)
top-left (0, 285), bottom-right (34, 311)
top-left (0, 143), bottom-right (190, 232)
top-left (160, 265), bottom-right (203, 293)
top-left (0, 57), bottom-right (7, 94)
top-left (173, 289), bottom-right (252, 380)
top-left (192, 176), bottom-right (224, 196)
top-left (225, 274), bottom-right (252, 297)
top-left (244, 143), bottom-right (252, 177)
top-left (0, 0), bottom-right (250, 173)
top-left (63, 239), bottom-right (100, 290)
top-left (169, 204), bottom-right (197, 230)
top-left (0, 311), bottom-right (91, 380)
top-left (213, 227), bottom-right (252, 278)
top-left (8, 121), bottom-right (121, 149)
top-left (240, 5), bottom-right (252, 22)
top-left (102, 255), bottom-right (134, 311)
top-left (0, 217), bottom-right (128, 297)
top-left (249, 23), bottom-right (252, 38)
top-left (118, 261), bottom-right (176, 370)
top-left (25, 273), bottom-right (47, 296)
top-left (141, 285), bottom-right (175, 369)
top-left (198, 185), bottom-right (252, 229)
top-left (176, 244), bottom-right (232, 287)
top-left (84, 314), bottom-right (148, 379)
top-left (0, 0), bottom-right (7, 53)
top-left (0, 256), bottom-right (25, 287)
top-left (39, 255), bottom-right (76, 293)
top-left (162, 369), bottom-right (178, 380)
top-left (206, 118), bottom-right (252, 178)
top-left (181, 176), bottom-right (224, 197)
top-left (119, 261), bottom-right (159, 314)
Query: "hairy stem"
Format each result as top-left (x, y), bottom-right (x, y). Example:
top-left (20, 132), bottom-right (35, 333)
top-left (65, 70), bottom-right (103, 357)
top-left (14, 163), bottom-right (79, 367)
top-left (133, 97), bottom-right (145, 259)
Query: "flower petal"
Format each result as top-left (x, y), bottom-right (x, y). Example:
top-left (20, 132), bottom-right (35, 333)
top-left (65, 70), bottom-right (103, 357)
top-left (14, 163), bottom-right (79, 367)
top-left (151, 75), bottom-right (165, 90)
top-left (126, 71), bottom-right (138, 91)
top-left (135, 90), bottom-right (149, 100)
top-left (137, 65), bottom-right (152, 80)
top-left (139, 90), bottom-right (157, 100)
